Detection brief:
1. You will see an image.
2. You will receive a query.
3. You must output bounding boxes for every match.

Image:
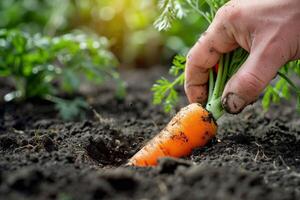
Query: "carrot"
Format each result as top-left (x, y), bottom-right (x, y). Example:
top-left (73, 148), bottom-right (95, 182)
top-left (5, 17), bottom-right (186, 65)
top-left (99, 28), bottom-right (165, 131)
top-left (128, 103), bottom-right (217, 167)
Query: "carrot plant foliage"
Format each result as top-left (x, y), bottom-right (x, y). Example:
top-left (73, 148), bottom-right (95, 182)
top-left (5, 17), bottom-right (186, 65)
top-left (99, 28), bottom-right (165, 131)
top-left (0, 29), bottom-right (125, 120)
top-left (153, 0), bottom-right (300, 115)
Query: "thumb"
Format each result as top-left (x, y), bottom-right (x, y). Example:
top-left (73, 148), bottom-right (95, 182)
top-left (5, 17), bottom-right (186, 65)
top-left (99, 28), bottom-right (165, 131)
top-left (221, 45), bottom-right (287, 114)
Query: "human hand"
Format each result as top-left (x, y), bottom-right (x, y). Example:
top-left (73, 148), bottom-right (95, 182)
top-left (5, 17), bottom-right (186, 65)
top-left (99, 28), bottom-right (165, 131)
top-left (185, 0), bottom-right (300, 113)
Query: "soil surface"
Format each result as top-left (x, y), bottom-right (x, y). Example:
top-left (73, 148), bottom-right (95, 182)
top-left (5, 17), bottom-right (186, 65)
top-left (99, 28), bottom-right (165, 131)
top-left (0, 68), bottom-right (299, 200)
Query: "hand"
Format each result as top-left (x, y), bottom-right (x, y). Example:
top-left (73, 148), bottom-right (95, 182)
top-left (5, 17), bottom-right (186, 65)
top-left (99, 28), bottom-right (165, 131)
top-left (185, 0), bottom-right (300, 113)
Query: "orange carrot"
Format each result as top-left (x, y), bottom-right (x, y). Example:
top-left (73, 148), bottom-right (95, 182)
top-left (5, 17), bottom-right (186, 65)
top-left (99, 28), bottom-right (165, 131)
top-left (128, 103), bottom-right (217, 167)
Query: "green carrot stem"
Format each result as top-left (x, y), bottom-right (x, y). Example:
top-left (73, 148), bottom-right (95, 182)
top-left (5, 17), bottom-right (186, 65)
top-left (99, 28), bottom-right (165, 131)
top-left (219, 53), bottom-right (230, 93)
top-left (208, 69), bottom-right (215, 102)
top-left (206, 49), bottom-right (248, 120)
top-left (212, 55), bottom-right (224, 100)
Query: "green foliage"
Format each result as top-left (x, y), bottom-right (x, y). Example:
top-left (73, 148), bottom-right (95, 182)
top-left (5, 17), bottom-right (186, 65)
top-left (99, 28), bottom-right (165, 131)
top-left (0, 29), bottom-right (124, 120)
top-left (53, 97), bottom-right (88, 121)
top-left (154, 0), bottom-right (229, 31)
top-left (152, 55), bottom-right (185, 112)
top-left (0, 0), bottom-right (164, 67)
top-left (0, 0), bottom-right (212, 66)
top-left (0, 0), bottom-right (72, 34)
top-left (154, 0), bottom-right (186, 31)
top-left (262, 61), bottom-right (300, 112)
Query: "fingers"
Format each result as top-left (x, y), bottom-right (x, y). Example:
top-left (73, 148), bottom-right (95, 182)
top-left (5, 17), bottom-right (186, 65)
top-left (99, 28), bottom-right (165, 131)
top-left (221, 42), bottom-right (287, 114)
top-left (185, 5), bottom-right (239, 104)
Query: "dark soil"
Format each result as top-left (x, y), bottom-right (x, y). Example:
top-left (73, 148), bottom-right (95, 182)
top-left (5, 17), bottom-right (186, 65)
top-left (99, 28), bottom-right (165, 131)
top-left (0, 68), bottom-right (299, 200)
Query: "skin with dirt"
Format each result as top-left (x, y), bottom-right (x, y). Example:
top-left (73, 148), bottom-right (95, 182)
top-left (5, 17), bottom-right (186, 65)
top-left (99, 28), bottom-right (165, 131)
top-left (0, 69), bottom-right (299, 200)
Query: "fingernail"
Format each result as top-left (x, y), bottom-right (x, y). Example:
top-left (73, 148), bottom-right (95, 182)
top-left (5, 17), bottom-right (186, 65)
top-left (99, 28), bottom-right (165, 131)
top-left (222, 92), bottom-right (246, 114)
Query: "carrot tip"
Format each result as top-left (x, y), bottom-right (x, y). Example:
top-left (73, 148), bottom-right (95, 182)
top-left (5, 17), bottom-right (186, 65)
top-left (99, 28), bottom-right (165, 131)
top-left (125, 161), bottom-right (134, 166)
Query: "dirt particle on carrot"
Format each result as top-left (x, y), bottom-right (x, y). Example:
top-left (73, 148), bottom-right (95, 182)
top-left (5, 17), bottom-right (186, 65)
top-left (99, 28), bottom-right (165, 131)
top-left (201, 113), bottom-right (214, 123)
top-left (171, 131), bottom-right (189, 143)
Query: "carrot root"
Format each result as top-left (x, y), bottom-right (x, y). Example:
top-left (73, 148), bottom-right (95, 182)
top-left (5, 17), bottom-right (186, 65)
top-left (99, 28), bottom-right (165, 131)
top-left (128, 103), bottom-right (217, 167)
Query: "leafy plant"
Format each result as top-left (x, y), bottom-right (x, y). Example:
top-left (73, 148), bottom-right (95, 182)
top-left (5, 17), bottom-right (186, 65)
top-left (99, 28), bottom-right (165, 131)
top-left (152, 55), bottom-right (185, 112)
top-left (0, 0), bottom-right (169, 67)
top-left (0, 29), bottom-right (125, 120)
top-left (154, 0), bottom-right (227, 31)
top-left (262, 60), bottom-right (300, 112)
top-left (153, 0), bottom-right (300, 117)
top-left (0, 0), bottom-right (72, 35)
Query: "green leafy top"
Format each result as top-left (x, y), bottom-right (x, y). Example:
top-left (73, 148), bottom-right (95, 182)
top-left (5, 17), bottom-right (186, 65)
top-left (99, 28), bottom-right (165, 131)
top-left (152, 0), bottom-right (300, 118)
top-left (152, 55), bottom-right (185, 112)
top-left (0, 29), bottom-right (125, 120)
top-left (262, 60), bottom-right (300, 112)
top-left (154, 0), bottom-right (228, 31)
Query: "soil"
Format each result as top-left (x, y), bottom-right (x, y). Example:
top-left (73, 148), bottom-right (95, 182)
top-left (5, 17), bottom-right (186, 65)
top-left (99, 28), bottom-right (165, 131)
top-left (0, 68), bottom-right (299, 200)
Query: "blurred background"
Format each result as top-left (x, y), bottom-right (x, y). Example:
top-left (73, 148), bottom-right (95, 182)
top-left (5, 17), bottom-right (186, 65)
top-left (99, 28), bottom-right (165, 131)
top-left (0, 0), bottom-right (209, 68)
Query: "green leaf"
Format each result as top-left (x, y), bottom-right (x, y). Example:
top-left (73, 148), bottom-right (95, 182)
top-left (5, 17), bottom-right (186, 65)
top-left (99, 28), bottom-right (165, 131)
top-left (54, 97), bottom-right (88, 121)
top-left (152, 55), bottom-right (185, 112)
top-left (262, 86), bottom-right (272, 110)
top-left (115, 79), bottom-right (127, 100)
top-left (261, 61), bottom-right (300, 112)
top-left (169, 55), bottom-right (185, 76)
top-left (61, 69), bottom-right (80, 93)
top-left (297, 95), bottom-right (300, 113)
top-left (154, 0), bottom-right (186, 31)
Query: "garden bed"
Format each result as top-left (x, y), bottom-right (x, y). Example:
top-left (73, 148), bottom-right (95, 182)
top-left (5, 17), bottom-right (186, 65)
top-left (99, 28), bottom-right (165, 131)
top-left (0, 68), bottom-right (299, 200)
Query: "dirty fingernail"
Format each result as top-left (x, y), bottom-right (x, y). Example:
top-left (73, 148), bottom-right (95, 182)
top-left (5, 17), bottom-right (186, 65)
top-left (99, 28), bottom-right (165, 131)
top-left (221, 92), bottom-right (246, 114)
